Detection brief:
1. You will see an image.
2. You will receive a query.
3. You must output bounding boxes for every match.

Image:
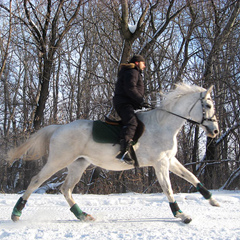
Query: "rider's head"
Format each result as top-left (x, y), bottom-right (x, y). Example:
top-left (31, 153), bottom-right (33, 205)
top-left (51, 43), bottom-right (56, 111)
top-left (129, 55), bottom-right (146, 71)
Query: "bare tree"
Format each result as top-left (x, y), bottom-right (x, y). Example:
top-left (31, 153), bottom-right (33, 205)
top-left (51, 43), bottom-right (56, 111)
top-left (202, 0), bottom-right (240, 188)
top-left (1, 0), bottom-right (240, 193)
top-left (0, 0), bottom-right (12, 81)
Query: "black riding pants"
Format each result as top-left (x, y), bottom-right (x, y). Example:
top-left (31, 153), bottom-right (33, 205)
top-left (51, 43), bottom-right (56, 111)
top-left (115, 104), bottom-right (138, 143)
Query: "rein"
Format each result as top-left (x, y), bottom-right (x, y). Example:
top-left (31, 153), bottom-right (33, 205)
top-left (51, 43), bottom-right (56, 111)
top-left (159, 108), bottom-right (201, 125)
top-left (159, 92), bottom-right (217, 126)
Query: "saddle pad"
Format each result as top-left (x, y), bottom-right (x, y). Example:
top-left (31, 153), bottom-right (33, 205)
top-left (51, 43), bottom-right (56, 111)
top-left (92, 120), bottom-right (121, 144)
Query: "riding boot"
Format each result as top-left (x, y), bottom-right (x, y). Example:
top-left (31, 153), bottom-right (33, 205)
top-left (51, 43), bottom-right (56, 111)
top-left (116, 139), bottom-right (135, 165)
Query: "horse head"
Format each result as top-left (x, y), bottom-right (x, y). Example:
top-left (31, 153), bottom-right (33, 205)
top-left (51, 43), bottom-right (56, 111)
top-left (158, 83), bottom-right (219, 138)
top-left (198, 85), bottom-right (219, 138)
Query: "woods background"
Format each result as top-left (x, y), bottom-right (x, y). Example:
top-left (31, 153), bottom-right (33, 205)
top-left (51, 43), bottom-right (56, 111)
top-left (0, 0), bottom-right (239, 194)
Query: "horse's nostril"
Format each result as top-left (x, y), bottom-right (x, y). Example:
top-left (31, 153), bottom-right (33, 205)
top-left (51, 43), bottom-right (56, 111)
top-left (214, 130), bottom-right (219, 135)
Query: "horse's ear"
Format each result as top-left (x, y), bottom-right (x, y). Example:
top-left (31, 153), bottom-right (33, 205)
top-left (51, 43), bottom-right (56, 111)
top-left (205, 85), bottom-right (214, 98)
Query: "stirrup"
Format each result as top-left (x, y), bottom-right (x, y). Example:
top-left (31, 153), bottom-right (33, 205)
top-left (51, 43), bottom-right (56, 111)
top-left (116, 151), bottom-right (135, 165)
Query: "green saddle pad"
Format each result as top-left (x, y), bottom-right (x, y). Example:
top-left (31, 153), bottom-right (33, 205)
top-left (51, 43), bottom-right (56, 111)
top-left (92, 120), bottom-right (122, 144)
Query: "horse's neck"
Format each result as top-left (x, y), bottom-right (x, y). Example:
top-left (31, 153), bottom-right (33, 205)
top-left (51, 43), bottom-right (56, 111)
top-left (170, 92), bottom-right (200, 116)
top-left (138, 92), bottom-right (199, 134)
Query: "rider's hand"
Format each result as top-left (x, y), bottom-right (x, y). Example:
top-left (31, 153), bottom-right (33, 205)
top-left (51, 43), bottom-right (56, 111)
top-left (141, 102), bottom-right (151, 109)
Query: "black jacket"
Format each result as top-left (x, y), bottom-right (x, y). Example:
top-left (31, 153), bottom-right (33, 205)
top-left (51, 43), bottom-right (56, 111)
top-left (113, 63), bottom-right (144, 109)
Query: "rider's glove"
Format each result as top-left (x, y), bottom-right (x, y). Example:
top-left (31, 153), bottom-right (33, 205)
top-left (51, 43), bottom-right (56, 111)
top-left (141, 102), bottom-right (151, 109)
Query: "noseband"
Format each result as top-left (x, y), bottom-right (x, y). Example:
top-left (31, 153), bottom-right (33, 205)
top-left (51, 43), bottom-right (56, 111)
top-left (160, 92), bottom-right (217, 126)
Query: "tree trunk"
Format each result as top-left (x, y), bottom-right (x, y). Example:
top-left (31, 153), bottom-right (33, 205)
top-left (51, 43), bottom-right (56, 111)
top-left (34, 59), bottom-right (53, 129)
top-left (192, 125), bottom-right (199, 176)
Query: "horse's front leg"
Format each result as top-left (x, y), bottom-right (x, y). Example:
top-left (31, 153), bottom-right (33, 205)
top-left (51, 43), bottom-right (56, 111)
top-left (169, 157), bottom-right (220, 207)
top-left (154, 159), bottom-right (192, 224)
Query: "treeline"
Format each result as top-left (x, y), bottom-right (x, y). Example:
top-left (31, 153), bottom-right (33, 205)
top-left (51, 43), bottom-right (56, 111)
top-left (0, 0), bottom-right (239, 194)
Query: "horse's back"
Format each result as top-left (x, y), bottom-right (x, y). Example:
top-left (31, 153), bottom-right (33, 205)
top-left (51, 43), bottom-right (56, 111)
top-left (49, 119), bottom-right (94, 154)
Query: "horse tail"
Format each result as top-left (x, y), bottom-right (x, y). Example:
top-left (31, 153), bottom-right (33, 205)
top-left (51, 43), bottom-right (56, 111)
top-left (7, 125), bottom-right (60, 164)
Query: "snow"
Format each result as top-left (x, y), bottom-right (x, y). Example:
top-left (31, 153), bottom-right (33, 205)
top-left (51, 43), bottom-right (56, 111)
top-left (128, 23), bottom-right (137, 33)
top-left (0, 191), bottom-right (240, 240)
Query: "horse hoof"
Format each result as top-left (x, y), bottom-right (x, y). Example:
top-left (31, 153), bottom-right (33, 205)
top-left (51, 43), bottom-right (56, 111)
top-left (209, 197), bottom-right (220, 207)
top-left (11, 214), bottom-right (20, 222)
top-left (79, 212), bottom-right (95, 222)
top-left (175, 212), bottom-right (192, 224)
top-left (84, 214), bottom-right (95, 222)
top-left (183, 217), bottom-right (192, 224)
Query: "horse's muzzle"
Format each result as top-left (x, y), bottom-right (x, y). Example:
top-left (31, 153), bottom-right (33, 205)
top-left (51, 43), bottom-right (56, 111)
top-left (206, 127), bottom-right (219, 138)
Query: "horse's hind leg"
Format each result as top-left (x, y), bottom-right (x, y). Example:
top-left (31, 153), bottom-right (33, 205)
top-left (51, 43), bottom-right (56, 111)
top-left (169, 157), bottom-right (220, 206)
top-left (60, 158), bottom-right (94, 221)
top-left (11, 161), bottom-right (68, 222)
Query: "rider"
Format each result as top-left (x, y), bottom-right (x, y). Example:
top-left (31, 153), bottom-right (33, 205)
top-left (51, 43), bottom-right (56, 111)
top-left (113, 55), bottom-right (147, 165)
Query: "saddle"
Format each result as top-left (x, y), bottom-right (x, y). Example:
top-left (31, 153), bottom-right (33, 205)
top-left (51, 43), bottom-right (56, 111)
top-left (105, 116), bottom-right (145, 143)
top-left (92, 116), bottom-right (145, 167)
top-left (93, 116), bottom-right (145, 144)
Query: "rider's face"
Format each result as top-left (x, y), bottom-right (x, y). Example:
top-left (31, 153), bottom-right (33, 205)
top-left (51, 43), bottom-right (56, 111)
top-left (136, 61), bottom-right (146, 70)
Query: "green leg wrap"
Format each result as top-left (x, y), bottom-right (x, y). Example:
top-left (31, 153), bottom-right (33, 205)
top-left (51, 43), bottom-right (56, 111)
top-left (196, 183), bottom-right (212, 200)
top-left (169, 201), bottom-right (182, 217)
top-left (12, 197), bottom-right (27, 217)
top-left (70, 203), bottom-right (88, 221)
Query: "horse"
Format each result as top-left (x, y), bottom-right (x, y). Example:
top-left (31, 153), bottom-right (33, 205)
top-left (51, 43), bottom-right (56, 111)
top-left (7, 83), bottom-right (220, 224)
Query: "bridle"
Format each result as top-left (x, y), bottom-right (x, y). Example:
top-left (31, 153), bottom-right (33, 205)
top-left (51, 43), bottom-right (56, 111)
top-left (159, 92), bottom-right (218, 126)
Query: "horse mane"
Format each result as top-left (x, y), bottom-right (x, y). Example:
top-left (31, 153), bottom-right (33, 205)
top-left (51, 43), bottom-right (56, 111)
top-left (160, 83), bottom-right (206, 111)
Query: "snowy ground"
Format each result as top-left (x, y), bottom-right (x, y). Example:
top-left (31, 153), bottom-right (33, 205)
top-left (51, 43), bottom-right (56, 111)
top-left (0, 190), bottom-right (239, 240)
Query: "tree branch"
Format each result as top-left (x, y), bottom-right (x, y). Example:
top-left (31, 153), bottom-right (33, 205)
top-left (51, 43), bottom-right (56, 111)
top-left (203, 0), bottom-right (240, 82)
top-left (140, 0), bottom-right (186, 56)
top-left (23, 0), bottom-right (42, 45)
top-left (0, 0), bottom-right (12, 81)
top-left (54, 0), bottom-right (87, 50)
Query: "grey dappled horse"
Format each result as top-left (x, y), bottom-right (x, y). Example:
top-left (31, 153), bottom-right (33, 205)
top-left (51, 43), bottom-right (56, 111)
top-left (8, 83), bottom-right (220, 224)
